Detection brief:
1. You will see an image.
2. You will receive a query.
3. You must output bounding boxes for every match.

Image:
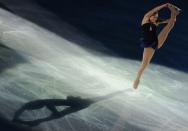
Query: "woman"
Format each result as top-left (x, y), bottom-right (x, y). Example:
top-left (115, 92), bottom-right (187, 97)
top-left (133, 3), bottom-right (181, 89)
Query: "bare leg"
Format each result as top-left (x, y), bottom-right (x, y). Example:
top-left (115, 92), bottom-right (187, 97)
top-left (157, 6), bottom-right (179, 49)
top-left (133, 48), bottom-right (155, 89)
top-left (133, 6), bottom-right (179, 89)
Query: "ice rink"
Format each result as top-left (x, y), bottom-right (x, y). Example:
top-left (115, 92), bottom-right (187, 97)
top-left (0, 0), bottom-right (188, 131)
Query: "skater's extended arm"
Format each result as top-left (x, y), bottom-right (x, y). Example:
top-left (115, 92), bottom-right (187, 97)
top-left (144, 3), bottom-right (168, 18)
top-left (141, 3), bottom-right (169, 25)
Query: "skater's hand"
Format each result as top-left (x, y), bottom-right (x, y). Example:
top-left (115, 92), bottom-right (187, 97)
top-left (167, 3), bottom-right (177, 9)
top-left (166, 3), bottom-right (172, 8)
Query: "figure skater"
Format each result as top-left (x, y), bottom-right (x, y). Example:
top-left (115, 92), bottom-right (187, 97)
top-left (133, 3), bottom-right (181, 89)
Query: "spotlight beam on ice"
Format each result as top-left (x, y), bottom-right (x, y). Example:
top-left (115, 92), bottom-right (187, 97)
top-left (0, 5), bottom-right (188, 131)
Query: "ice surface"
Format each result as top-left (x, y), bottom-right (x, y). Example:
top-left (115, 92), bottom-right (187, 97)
top-left (0, 1), bottom-right (188, 131)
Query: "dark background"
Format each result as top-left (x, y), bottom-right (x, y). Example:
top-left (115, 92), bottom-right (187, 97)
top-left (0, 1), bottom-right (188, 130)
top-left (1, 0), bottom-right (188, 72)
top-left (34, 0), bottom-right (188, 73)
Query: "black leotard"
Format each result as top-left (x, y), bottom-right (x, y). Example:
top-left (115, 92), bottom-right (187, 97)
top-left (140, 22), bottom-right (158, 49)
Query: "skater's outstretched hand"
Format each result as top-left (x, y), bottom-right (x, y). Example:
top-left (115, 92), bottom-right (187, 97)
top-left (167, 3), bottom-right (181, 12)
